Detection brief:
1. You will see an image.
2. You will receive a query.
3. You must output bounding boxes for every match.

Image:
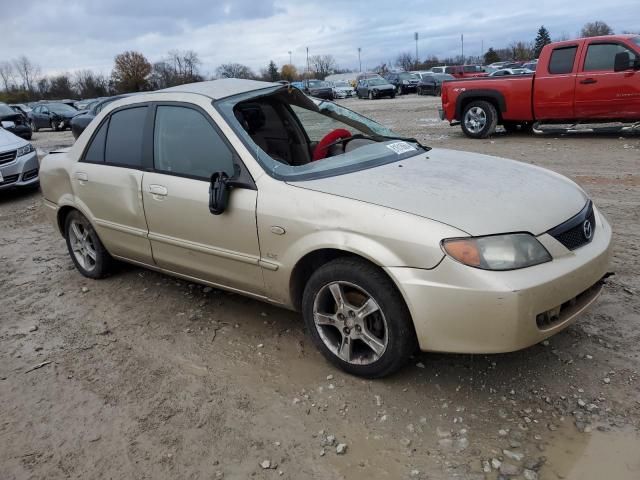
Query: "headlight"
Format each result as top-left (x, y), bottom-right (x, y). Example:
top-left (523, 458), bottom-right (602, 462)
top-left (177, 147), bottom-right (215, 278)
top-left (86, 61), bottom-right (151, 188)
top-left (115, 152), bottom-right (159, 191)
top-left (442, 233), bottom-right (551, 271)
top-left (16, 143), bottom-right (35, 157)
top-left (402, 80), bottom-right (409, 85)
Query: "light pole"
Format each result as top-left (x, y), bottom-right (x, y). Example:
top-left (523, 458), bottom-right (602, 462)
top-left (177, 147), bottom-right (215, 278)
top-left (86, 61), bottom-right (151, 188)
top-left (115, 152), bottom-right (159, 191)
top-left (306, 46), bottom-right (310, 80)
top-left (414, 32), bottom-right (419, 69)
top-left (288, 50), bottom-right (292, 65)
top-left (358, 47), bottom-right (362, 72)
top-left (461, 34), bottom-right (464, 64)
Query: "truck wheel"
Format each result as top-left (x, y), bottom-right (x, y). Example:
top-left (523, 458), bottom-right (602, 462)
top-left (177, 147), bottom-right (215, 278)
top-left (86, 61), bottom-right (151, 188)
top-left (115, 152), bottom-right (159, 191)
top-left (302, 257), bottom-right (418, 378)
top-left (461, 100), bottom-right (498, 139)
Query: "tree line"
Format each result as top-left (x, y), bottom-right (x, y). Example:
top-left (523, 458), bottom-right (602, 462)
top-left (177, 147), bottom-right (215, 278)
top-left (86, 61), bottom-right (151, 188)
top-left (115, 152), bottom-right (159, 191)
top-left (0, 19), bottom-right (628, 103)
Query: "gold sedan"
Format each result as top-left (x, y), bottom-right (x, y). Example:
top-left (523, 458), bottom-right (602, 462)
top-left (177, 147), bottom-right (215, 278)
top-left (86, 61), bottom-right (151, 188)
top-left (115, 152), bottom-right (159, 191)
top-left (39, 80), bottom-right (612, 377)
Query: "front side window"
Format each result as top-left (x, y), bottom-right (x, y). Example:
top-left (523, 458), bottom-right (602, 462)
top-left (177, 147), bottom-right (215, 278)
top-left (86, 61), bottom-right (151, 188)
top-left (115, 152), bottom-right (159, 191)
top-left (549, 46), bottom-right (577, 74)
top-left (584, 43), bottom-right (637, 71)
top-left (104, 107), bottom-right (147, 167)
top-left (153, 105), bottom-right (234, 179)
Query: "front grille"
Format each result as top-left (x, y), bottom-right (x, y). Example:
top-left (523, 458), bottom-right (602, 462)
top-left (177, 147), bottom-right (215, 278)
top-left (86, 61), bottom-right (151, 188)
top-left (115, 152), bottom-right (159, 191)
top-left (0, 149), bottom-right (17, 165)
top-left (536, 280), bottom-right (603, 330)
top-left (0, 174), bottom-right (19, 186)
top-left (547, 201), bottom-right (596, 251)
top-left (22, 168), bottom-right (39, 181)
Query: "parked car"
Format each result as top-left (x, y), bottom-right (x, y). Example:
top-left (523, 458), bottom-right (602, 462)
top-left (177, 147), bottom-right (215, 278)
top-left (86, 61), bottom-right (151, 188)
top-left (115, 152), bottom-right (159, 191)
top-left (331, 80), bottom-right (356, 98)
top-left (304, 80), bottom-right (334, 100)
top-left (429, 66), bottom-right (447, 74)
top-left (522, 61), bottom-right (538, 71)
top-left (71, 95), bottom-right (135, 139)
top-left (385, 72), bottom-right (420, 94)
top-left (444, 65), bottom-right (488, 78)
top-left (9, 103), bottom-right (33, 120)
top-left (356, 77), bottom-right (395, 99)
top-left (489, 68), bottom-right (534, 76)
top-left (39, 78), bottom-right (612, 377)
top-left (31, 102), bottom-right (80, 132)
top-left (0, 126), bottom-right (38, 190)
top-left (417, 72), bottom-right (455, 96)
top-left (440, 34), bottom-right (640, 138)
top-left (0, 102), bottom-right (32, 140)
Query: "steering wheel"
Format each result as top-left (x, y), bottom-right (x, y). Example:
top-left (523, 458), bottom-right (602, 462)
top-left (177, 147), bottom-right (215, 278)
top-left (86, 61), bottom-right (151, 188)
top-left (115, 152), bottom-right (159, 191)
top-left (312, 128), bottom-right (352, 161)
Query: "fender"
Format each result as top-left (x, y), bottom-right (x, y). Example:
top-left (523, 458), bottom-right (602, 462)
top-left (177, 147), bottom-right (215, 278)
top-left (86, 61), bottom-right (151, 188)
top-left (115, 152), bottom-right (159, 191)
top-left (454, 89), bottom-right (507, 120)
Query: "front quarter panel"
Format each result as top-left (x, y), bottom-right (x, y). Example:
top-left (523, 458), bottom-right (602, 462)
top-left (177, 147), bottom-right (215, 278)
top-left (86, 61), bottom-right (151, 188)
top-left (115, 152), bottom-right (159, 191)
top-left (255, 176), bottom-right (466, 306)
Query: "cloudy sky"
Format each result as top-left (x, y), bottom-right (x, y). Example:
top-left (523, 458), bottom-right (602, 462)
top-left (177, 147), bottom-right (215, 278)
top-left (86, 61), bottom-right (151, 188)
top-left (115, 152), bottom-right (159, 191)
top-left (0, 0), bottom-right (637, 76)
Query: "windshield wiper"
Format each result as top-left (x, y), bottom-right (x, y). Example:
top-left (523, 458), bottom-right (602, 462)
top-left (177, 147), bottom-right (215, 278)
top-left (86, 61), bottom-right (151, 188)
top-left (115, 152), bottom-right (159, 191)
top-left (379, 135), bottom-right (430, 151)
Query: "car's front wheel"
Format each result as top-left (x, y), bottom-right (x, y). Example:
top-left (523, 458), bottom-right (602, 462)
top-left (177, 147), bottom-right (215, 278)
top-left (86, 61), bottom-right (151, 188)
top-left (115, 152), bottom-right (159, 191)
top-left (461, 100), bottom-right (498, 139)
top-left (302, 258), bottom-right (418, 378)
top-left (50, 120), bottom-right (59, 132)
top-left (368, 91), bottom-right (374, 100)
top-left (30, 120), bottom-right (38, 132)
top-left (64, 210), bottom-right (114, 279)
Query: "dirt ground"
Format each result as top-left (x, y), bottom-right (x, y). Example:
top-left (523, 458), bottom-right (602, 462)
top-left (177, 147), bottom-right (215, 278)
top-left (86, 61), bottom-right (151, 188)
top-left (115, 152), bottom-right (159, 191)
top-left (1, 95), bottom-right (639, 480)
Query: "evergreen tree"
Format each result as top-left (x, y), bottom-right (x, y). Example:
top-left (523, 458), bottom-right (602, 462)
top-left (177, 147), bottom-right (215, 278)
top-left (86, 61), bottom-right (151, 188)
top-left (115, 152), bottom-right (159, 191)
top-left (533, 26), bottom-right (552, 58)
top-left (267, 60), bottom-right (279, 81)
top-left (484, 48), bottom-right (500, 64)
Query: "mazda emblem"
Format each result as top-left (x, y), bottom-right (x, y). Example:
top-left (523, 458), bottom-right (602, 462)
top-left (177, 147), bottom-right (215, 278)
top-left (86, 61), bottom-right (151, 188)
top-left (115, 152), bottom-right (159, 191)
top-left (583, 219), bottom-right (593, 240)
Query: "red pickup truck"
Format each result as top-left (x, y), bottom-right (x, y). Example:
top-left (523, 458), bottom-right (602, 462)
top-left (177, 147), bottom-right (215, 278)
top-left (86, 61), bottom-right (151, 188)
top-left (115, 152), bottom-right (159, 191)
top-left (440, 35), bottom-right (640, 138)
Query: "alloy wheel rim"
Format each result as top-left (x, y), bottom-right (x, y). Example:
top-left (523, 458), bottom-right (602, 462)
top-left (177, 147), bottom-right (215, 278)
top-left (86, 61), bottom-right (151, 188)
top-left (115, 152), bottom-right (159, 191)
top-left (312, 281), bottom-right (388, 365)
top-left (464, 106), bottom-right (487, 133)
top-left (69, 220), bottom-right (97, 271)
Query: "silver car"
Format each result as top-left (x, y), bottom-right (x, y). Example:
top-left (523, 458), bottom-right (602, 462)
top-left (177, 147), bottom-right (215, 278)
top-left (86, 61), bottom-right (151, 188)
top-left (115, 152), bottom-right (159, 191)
top-left (39, 79), bottom-right (612, 378)
top-left (0, 127), bottom-right (38, 190)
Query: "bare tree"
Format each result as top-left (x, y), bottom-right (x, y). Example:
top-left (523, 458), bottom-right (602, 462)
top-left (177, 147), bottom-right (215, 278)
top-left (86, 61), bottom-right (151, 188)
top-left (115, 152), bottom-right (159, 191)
top-left (0, 61), bottom-right (15, 92)
top-left (216, 63), bottom-right (255, 79)
top-left (111, 51), bottom-right (152, 93)
top-left (75, 70), bottom-right (109, 98)
top-left (509, 41), bottom-right (534, 61)
top-left (581, 21), bottom-right (614, 37)
top-left (13, 55), bottom-right (40, 92)
top-left (48, 73), bottom-right (75, 99)
top-left (395, 52), bottom-right (414, 72)
top-left (167, 50), bottom-right (203, 83)
top-left (309, 55), bottom-right (336, 79)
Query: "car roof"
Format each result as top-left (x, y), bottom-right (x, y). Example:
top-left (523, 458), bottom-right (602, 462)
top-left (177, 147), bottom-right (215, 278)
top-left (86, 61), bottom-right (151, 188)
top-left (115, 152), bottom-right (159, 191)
top-left (159, 78), bottom-right (279, 100)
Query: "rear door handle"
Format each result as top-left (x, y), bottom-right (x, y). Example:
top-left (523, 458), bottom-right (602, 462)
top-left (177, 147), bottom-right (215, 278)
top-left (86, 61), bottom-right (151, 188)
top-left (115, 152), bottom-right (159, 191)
top-left (580, 78), bottom-right (597, 85)
top-left (148, 184), bottom-right (168, 196)
top-left (75, 171), bottom-right (88, 182)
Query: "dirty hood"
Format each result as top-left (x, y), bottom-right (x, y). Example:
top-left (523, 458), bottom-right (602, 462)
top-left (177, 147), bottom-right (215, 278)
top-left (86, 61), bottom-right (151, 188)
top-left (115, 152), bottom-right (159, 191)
top-left (291, 148), bottom-right (588, 236)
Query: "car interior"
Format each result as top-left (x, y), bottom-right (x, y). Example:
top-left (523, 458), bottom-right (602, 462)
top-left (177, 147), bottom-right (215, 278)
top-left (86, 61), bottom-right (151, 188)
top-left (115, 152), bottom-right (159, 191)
top-left (231, 92), bottom-right (378, 166)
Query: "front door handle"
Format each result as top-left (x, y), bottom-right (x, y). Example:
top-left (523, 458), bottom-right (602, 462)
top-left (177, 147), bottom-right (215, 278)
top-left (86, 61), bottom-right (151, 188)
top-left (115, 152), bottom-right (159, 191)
top-left (580, 78), bottom-right (597, 85)
top-left (75, 171), bottom-right (88, 182)
top-left (148, 184), bottom-right (168, 196)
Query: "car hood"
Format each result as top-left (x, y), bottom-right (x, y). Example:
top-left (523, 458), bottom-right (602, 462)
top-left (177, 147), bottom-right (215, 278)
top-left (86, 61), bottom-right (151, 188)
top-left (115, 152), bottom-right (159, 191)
top-left (0, 127), bottom-right (27, 149)
top-left (290, 148), bottom-right (588, 236)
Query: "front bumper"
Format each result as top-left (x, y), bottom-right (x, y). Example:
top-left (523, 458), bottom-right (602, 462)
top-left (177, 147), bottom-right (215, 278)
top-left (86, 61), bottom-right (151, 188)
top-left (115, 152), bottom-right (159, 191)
top-left (0, 150), bottom-right (39, 189)
top-left (388, 209), bottom-right (613, 353)
top-left (7, 124), bottom-right (32, 139)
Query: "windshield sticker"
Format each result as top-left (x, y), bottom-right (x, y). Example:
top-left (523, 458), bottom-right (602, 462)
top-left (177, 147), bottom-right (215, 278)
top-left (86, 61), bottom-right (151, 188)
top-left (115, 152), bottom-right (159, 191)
top-left (386, 141), bottom-right (416, 155)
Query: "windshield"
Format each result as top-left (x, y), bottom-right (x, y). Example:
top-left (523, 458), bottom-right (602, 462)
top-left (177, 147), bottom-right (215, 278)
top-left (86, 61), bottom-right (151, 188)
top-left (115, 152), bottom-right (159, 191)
top-left (216, 86), bottom-right (427, 181)
top-left (48, 103), bottom-right (77, 114)
top-left (398, 72), bottom-right (418, 80)
top-left (334, 81), bottom-right (350, 87)
top-left (368, 78), bottom-right (387, 86)
top-left (308, 80), bottom-right (329, 88)
top-left (0, 103), bottom-right (15, 115)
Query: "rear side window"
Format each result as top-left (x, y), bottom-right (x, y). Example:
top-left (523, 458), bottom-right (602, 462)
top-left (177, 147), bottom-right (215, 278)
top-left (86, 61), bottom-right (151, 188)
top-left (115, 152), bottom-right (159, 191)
top-left (584, 43), bottom-right (637, 71)
top-left (153, 105), bottom-right (234, 179)
top-left (84, 119), bottom-right (108, 163)
top-left (549, 46), bottom-right (577, 74)
top-left (104, 107), bottom-right (147, 167)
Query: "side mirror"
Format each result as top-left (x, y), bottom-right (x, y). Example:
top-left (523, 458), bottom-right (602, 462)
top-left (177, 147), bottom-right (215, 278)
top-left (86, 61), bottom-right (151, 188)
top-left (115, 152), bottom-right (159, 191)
top-left (614, 51), bottom-right (632, 72)
top-left (209, 171), bottom-right (231, 215)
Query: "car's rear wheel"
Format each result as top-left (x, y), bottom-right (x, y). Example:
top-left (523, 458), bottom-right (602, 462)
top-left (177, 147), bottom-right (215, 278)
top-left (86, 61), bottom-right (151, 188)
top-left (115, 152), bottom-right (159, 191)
top-left (461, 100), bottom-right (498, 139)
top-left (65, 211), bottom-right (114, 279)
top-left (302, 258), bottom-right (418, 378)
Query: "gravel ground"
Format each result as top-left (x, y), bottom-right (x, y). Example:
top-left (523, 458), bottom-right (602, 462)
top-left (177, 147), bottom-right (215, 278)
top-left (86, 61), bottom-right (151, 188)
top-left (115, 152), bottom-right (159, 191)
top-left (1, 96), bottom-right (639, 480)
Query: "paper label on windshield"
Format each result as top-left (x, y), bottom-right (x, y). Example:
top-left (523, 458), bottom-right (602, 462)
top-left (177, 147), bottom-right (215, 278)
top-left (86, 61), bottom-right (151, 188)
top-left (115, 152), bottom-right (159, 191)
top-left (386, 141), bottom-right (415, 155)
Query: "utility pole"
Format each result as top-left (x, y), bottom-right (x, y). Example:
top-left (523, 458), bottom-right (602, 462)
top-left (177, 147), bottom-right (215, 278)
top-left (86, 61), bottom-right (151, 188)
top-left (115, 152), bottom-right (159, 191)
top-left (461, 34), bottom-right (464, 64)
top-left (306, 47), bottom-right (310, 80)
top-left (358, 47), bottom-right (362, 72)
top-left (481, 40), bottom-right (484, 58)
top-left (288, 50), bottom-right (292, 65)
top-left (414, 32), bottom-right (419, 69)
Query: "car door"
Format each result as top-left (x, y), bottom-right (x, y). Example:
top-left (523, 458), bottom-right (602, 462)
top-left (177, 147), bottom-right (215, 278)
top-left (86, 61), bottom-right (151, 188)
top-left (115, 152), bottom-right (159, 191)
top-left (141, 103), bottom-right (264, 295)
top-left (71, 104), bottom-right (154, 264)
top-left (575, 41), bottom-right (640, 119)
top-left (533, 44), bottom-right (580, 120)
top-left (32, 106), bottom-right (46, 128)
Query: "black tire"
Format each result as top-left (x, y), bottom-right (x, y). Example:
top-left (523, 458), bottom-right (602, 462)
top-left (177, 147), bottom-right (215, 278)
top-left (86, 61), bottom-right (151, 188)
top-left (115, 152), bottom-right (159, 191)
top-left (390, 92), bottom-right (396, 99)
top-left (50, 120), bottom-right (58, 132)
top-left (368, 91), bottom-right (374, 100)
top-left (396, 85), bottom-right (402, 95)
top-left (417, 86), bottom-right (422, 95)
top-left (460, 100), bottom-right (498, 139)
top-left (302, 258), bottom-right (418, 378)
top-left (64, 210), bottom-right (114, 279)
top-left (30, 120), bottom-right (38, 133)
top-left (435, 85), bottom-right (441, 96)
